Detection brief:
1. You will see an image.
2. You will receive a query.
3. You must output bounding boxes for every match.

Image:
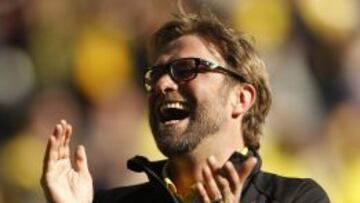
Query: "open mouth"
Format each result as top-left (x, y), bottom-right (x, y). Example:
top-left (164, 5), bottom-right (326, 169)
top-left (159, 101), bottom-right (191, 123)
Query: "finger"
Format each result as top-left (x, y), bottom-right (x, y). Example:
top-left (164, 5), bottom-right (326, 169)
top-left (42, 137), bottom-right (51, 172)
top-left (196, 182), bottom-right (211, 203)
top-left (54, 123), bottom-right (63, 153)
top-left (238, 157), bottom-right (257, 181)
top-left (42, 124), bottom-right (63, 178)
top-left (53, 124), bottom-right (62, 141)
top-left (60, 119), bottom-right (67, 147)
top-left (59, 120), bottom-right (68, 159)
top-left (202, 165), bottom-right (222, 201)
top-left (208, 156), bottom-right (234, 200)
top-left (63, 124), bottom-right (72, 158)
top-left (50, 124), bottom-right (62, 160)
top-left (215, 174), bottom-right (232, 201)
top-left (74, 145), bottom-right (90, 174)
top-left (223, 161), bottom-right (241, 193)
top-left (42, 135), bottom-right (58, 172)
top-left (51, 124), bottom-right (61, 151)
top-left (208, 156), bottom-right (231, 196)
top-left (65, 123), bottom-right (72, 147)
top-left (207, 156), bottom-right (221, 171)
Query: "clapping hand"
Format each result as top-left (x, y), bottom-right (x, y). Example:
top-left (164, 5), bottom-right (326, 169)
top-left (196, 156), bottom-right (257, 203)
top-left (41, 120), bottom-right (93, 203)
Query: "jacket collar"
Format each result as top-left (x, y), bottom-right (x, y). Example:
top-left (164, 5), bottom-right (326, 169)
top-left (127, 156), bottom-right (179, 202)
top-left (127, 148), bottom-right (262, 202)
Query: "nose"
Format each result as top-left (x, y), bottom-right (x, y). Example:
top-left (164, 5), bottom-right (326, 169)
top-left (154, 73), bottom-right (179, 94)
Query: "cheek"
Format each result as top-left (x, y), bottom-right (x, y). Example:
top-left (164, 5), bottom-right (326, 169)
top-left (181, 74), bottom-right (229, 104)
top-left (183, 81), bottom-right (208, 105)
top-left (185, 74), bottom-right (221, 93)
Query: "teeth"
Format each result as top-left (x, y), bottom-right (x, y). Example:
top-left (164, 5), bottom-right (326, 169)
top-left (160, 102), bottom-right (189, 112)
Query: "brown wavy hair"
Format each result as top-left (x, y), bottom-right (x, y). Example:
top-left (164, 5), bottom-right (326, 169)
top-left (148, 12), bottom-right (272, 150)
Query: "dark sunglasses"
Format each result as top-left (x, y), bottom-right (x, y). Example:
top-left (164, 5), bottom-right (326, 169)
top-left (144, 57), bottom-right (247, 92)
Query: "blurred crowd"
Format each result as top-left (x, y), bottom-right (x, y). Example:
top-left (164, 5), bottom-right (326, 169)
top-left (0, 0), bottom-right (359, 202)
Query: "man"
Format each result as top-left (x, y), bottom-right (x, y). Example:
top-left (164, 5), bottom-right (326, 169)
top-left (41, 12), bottom-right (330, 203)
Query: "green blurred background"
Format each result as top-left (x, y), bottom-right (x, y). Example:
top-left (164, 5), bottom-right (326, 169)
top-left (0, 0), bottom-right (359, 202)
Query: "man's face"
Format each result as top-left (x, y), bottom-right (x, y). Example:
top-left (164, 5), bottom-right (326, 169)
top-left (148, 34), bottom-right (233, 157)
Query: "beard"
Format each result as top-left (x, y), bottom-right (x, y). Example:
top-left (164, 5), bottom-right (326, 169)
top-left (149, 84), bottom-right (231, 157)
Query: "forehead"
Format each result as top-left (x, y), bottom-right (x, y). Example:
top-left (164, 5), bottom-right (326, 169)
top-left (155, 34), bottom-right (225, 66)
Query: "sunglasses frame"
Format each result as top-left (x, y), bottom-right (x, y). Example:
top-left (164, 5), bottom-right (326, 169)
top-left (144, 57), bottom-right (247, 91)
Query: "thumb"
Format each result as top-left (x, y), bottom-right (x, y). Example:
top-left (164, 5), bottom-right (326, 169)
top-left (238, 157), bottom-right (257, 181)
top-left (74, 145), bottom-right (90, 174)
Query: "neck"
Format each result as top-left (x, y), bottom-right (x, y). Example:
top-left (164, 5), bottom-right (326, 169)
top-left (166, 129), bottom-right (244, 195)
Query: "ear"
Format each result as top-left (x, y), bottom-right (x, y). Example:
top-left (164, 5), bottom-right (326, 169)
top-left (231, 84), bottom-right (256, 118)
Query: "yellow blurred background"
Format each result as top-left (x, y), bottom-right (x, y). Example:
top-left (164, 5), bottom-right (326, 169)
top-left (0, 0), bottom-right (359, 202)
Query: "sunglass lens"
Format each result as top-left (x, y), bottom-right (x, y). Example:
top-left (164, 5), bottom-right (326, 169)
top-left (171, 59), bottom-right (196, 81)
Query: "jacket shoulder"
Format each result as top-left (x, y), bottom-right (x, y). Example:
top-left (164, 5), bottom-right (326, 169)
top-left (253, 171), bottom-right (330, 203)
top-left (93, 182), bottom-right (155, 203)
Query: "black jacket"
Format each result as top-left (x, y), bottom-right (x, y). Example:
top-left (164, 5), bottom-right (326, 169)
top-left (94, 151), bottom-right (330, 203)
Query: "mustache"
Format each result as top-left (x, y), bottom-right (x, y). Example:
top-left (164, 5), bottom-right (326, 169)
top-left (162, 94), bottom-right (187, 103)
top-left (153, 91), bottom-right (189, 104)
